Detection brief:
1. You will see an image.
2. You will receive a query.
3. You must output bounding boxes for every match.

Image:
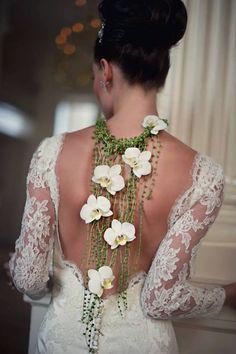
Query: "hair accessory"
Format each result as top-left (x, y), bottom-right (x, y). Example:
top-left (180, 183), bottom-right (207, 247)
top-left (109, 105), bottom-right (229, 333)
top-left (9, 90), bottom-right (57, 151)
top-left (98, 22), bottom-right (105, 43)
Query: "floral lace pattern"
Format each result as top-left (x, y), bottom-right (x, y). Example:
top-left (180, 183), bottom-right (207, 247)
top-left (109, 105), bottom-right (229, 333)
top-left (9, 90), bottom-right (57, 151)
top-left (36, 265), bottom-right (178, 354)
top-left (9, 134), bottom-right (226, 353)
top-left (9, 136), bottom-right (63, 297)
top-left (141, 155), bottom-right (226, 319)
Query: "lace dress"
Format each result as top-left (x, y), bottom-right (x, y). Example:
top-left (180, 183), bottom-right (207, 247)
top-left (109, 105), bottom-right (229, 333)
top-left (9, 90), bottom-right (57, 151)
top-left (9, 133), bottom-right (226, 354)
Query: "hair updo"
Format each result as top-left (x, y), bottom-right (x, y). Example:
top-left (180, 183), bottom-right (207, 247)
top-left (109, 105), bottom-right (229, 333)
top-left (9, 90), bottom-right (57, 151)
top-left (94, 0), bottom-right (187, 91)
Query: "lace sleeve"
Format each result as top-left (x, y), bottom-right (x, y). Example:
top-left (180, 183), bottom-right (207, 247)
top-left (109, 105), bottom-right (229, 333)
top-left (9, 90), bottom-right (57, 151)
top-left (9, 138), bottom-right (55, 299)
top-left (141, 164), bottom-right (226, 319)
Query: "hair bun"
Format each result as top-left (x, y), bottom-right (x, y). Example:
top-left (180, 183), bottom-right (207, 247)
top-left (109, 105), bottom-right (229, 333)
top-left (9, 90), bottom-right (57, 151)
top-left (98, 0), bottom-right (187, 49)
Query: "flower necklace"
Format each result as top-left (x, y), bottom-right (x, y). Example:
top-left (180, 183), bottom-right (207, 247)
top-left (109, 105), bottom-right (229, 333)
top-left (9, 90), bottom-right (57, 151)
top-left (80, 114), bottom-right (168, 353)
top-left (95, 115), bottom-right (168, 156)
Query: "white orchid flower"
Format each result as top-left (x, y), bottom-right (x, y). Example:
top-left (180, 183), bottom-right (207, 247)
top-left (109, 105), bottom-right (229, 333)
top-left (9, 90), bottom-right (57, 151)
top-left (80, 194), bottom-right (113, 224)
top-left (104, 219), bottom-right (136, 249)
top-left (122, 147), bottom-right (152, 178)
top-left (92, 164), bottom-right (125, 195)
top-left (88, 266), bottom-right (115, 297)
top-left (142, 115), bottom-right (168, 135)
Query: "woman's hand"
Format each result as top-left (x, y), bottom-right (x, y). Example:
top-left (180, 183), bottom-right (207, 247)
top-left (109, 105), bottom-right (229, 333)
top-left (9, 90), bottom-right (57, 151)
top-left (223, 283), bottom-right (236, 309)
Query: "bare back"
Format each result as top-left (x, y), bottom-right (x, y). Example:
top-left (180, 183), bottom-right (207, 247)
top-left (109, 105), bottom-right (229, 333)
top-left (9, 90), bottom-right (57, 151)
top-left (56, 125), bottom-right (197, 296)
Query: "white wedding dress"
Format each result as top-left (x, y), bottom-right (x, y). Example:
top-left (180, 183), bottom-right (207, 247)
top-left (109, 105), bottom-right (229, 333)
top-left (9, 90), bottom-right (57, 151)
top-left (9, 133), bottom-right (226, 354)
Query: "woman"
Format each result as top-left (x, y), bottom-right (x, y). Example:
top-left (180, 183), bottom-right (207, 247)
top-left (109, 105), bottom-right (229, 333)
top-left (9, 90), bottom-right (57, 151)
top-left (8, 0), bottom-right (236, 353)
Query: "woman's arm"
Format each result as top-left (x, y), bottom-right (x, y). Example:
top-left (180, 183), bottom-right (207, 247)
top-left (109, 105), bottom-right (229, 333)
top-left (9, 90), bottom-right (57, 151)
top-left (141, 165), bottom-right (231, 319)
top-left (8, 138), bottom-right (55, 299)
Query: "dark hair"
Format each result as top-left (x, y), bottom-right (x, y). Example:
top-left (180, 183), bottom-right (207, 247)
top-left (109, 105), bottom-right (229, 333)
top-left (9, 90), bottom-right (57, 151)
top-left (94, 0), bottom-right (187, 91)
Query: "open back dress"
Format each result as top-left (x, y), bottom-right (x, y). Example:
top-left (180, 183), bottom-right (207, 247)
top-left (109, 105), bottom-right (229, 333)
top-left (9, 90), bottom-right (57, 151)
top-left (9, 129), bottom-right (225, 354)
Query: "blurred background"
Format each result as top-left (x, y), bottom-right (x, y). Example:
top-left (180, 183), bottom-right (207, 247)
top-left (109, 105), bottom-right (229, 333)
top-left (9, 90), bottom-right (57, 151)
top-left (0, 0), bottom-right (235, 353)
top-left (0, 1), bottom-right (101, 353)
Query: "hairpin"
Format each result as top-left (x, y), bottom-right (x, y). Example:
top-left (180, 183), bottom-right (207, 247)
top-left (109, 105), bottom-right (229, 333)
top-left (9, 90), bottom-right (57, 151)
top-left (98, 22), bottom-right (105, 43)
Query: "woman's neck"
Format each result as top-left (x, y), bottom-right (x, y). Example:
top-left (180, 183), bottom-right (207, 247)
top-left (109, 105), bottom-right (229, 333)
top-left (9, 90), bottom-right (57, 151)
top-left (105, 85), bottom-right (159, 138)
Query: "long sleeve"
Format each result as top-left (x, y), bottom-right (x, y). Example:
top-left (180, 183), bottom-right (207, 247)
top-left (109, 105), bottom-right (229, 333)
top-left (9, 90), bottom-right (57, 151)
top-left (9, 138), bottom-right (56, 299)
top-left (141, 162), bottom-right (226, 320)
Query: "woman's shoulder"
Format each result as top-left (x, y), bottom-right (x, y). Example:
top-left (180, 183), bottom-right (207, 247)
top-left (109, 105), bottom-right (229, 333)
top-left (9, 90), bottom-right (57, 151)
top-left (162, 132), bottom-right (224, 225)
top-left (33, 125), bottom-right (94, 160)
top-left (64, 125), bottom-right (95, 142)
top-left (161, 131), bottom-right (197, 161)
top-left (28, 133), bottom-right (66, 177)
top-left (34, 132), bottom-right (65, 156)
top-left (160, 131), bottom-right (224, 198)
top-left (159, 131), bottom-right (197, 185)
top-left (162, 131), bottom-right (223, 176)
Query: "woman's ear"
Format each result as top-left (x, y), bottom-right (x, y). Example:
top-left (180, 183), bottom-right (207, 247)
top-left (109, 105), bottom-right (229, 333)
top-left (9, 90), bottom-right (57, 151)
top-left (100, 59), bottom-right (113, 83)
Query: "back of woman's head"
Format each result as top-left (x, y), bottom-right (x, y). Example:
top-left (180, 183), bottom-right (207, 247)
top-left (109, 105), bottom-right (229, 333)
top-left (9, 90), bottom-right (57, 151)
top-left (94, 0), bottom-right (187, 91)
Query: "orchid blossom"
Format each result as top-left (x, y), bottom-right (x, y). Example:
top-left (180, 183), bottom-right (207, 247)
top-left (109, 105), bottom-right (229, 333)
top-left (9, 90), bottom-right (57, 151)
top-left (88, 266), bottom-right (115, 297)
top-left (80, 194), bottom-right (113, 224)
top-left (122, 147), bottom-right (152, 178)
top-left (92, 164), bottom-right (125, 195)
top-left (104, 219), bottom-right (136, 249)
top-left (142, 115), bottom-right (168, 135)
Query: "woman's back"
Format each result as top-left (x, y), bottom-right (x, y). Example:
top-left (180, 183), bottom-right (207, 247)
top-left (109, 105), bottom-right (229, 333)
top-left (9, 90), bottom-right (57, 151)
top-left (56, 125), bottom-right (197, 296)
top-left (35, 121), bottom-right (198, 354)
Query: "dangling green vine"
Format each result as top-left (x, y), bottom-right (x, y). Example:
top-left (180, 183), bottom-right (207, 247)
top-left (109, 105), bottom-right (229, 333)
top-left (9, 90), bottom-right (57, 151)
top-left (80, 115), bottom-right (168, 353)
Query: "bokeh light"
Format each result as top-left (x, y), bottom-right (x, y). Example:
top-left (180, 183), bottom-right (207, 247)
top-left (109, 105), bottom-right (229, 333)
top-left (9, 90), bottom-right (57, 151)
top-left (75, 0), bottom-right (87, 7)
top-left (55, 35), bottom-right (67, 46)
top-left (90, 18), bottom-right (101, 29)
top-left (63, 44), bottom-right (76, 55)
top-left (55, 0), bottom-right (99, 88)
top-left (72, 23), bottom-right (84, 33)
top-left (61, 27), bottom-right (72, 37)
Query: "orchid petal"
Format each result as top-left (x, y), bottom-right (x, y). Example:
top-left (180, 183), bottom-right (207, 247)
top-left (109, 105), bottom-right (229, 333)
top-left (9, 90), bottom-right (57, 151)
top-left (151, 127), bottom-right (160, 134)
top-left (103, 210), bottom-right (113, 217)
top-left (157, 120), bottom-right (168, 130)
top-left (97, 196), bottom-right (111, 212)
top-left (104, 228), bottom-right (116, 246)
top-left (98, 266), bottom-right (114, 281)
top-left (140, 150), bottom-right (152, 161)
top-left (124, 147), bottom-right (140, 159)
top-left (88, 278), bottom-right (103, 297)
top-left (133, 169), bottom-right (142, 178)
top-left (121, 222), bottom-right (135, 238)
top-left (121, 155), bottom-right (130, 165)
top-left (94, 165), bottom-right (110, 178)
top-left (151, 121), bottom-right (167, 134)
top-left (111, 219), bottom-right (122, 234)
top-left (109, 164), bottom-right (121, 177)
top-left (92, 176), bottom-right (98, 183)
top-left (142, 115), bottom-right (159, 128)
top-left (134, 161), bottom-right (152, 177)
top-left (111, 175), bottom-right (125, 191)
top-left (106, 187), bottom-right (116, 195)
top-left (88, 269), bottom-right (100, 281)
top-left (80, 205), bottom-right (93, 223)
top-left (87, 194), bottom-right (97, 207)
top-left (88, 269), bottom-right (103, 297)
